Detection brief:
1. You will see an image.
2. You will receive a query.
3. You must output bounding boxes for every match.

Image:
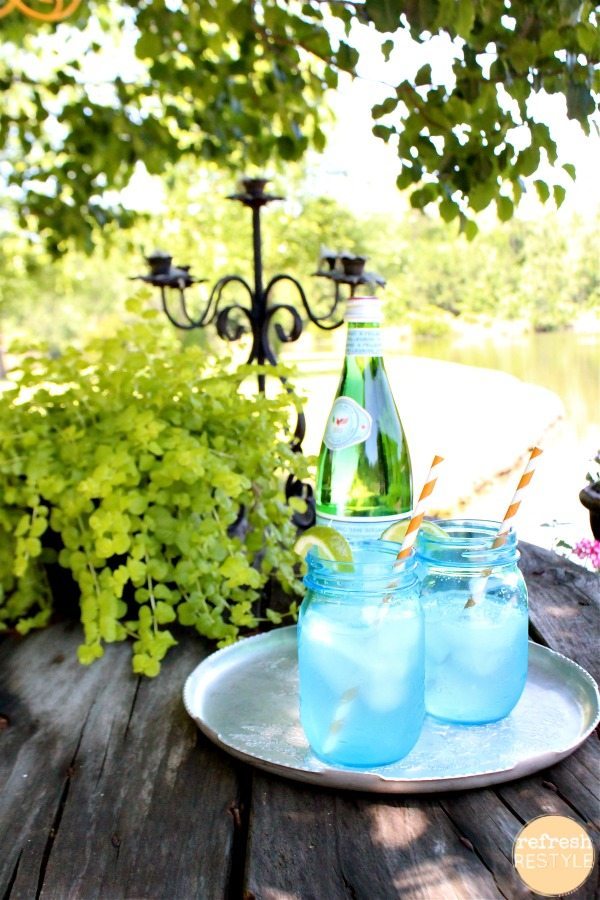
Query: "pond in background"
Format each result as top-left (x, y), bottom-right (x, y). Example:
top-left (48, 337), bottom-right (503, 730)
top-left (409, 330), bottom-right (599, 445)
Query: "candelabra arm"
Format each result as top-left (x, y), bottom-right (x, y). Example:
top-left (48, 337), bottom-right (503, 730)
top-left (261, 303), bottom-right (303, 366)
top-left (213, 275), bottom-right (255, 344)
top-left (158, 286), bottom-right (196, 331)
top-left (158, 281), bottom-right (212, 331)
top-left (265, 274), bottom-right (345, 331)
top-left (156, 274), bottom-right (254, 332)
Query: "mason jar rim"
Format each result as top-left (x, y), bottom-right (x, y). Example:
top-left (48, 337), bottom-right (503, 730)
top-left (416, 518), bottom-right (519, 568)
top-left (304, 539), bottom-right (417, 595)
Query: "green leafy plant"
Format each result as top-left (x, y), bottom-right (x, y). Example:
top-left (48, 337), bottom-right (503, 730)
top-left (0, 301), bottom-right (309, 675)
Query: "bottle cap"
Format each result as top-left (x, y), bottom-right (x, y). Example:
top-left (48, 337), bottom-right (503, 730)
top-left (344, 297), bottom-right (382, 323)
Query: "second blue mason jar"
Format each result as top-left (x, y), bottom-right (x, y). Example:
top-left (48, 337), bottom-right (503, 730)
top-left (416, 519), bottom-right (529, 725)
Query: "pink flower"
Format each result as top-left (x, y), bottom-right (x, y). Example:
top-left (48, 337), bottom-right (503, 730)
top-left (573, 539), bottom-right (600, 570)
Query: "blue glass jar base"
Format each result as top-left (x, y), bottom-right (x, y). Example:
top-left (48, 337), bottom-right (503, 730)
top-left (427, 701), bottom-right (525, 726)
top-left (309, 731), bottom-right (422, 769)
top-left (302, 692), bottom-right (425, 768)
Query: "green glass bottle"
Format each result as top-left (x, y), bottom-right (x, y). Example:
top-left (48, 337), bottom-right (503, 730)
top-left (315, 296), bottom-right (413, 542)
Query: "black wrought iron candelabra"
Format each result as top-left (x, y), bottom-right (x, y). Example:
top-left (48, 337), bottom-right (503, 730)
top-left (133, 177), bottom-right (385, 525)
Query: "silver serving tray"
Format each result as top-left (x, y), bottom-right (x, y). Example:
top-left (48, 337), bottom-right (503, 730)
top-left (183, 626), bottom-right (599, 793)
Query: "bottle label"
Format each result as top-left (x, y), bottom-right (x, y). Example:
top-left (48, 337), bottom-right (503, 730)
top-left (316, 511), bottom-right (411, 543)
top-left (323, 396), bottom-right (372, 450)
top-left (345, 327), bottom-right (382, 357)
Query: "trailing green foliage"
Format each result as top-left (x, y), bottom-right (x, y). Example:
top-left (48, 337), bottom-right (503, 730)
top-left (0, 1), bottom-right (598, 246)
top-left (0, 300), bottom-right (308, 675)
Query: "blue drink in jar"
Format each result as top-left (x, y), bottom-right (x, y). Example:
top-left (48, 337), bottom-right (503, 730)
top-left (416, 519), bottom-right (529, 724)
top-left (298, 541), bottom-right (424, 768)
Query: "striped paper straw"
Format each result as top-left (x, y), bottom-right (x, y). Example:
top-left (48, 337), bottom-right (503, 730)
top-left (466, 446), bottom-right (543, 608)
top-left (397, 454), bottom-right (445, 561)
top-left (492, 446), bottom-right (543, 549)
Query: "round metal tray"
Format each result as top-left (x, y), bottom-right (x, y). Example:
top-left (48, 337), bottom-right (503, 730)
top-left (183, 626), bottom-right (599, 793)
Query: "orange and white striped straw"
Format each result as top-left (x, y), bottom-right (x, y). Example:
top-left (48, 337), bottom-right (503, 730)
top-left (397, 454), bottom-right (444, 561)
top-left (492, 446), bottom-right (543, 548)
top-left (466, 446), bottom-right (543, 608)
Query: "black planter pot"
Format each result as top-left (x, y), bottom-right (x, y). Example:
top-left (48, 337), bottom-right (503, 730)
top-left (579, 482), bottom-right (600, 540)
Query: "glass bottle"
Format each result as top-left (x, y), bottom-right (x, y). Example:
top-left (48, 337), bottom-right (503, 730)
top-left (298, 540), bottom-right (424, 767)
top-left (416, 519), bottom-right (529, 724)
top-left (315, 295), bottom-right (412, 543)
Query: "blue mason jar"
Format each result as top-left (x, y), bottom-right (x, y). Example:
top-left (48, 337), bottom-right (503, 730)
top-left (298, 540), bottom-right (424, 768)
top-left (416, 519), bottom-right (529, 724)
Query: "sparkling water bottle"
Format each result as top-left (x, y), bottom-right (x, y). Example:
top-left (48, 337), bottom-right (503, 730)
top-left (315, 295), bottom-right (412, 542)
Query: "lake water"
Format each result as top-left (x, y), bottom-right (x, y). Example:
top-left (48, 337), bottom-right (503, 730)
top-left (288, 328), bottom-right (600, 548)
top-left (410, 330), bottom-right (599, 445)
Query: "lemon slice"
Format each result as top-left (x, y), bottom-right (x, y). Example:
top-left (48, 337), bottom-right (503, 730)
top-left (293, 525), bottom-right (353, 562)
top-left (380, 519), bottom-right (450, 543)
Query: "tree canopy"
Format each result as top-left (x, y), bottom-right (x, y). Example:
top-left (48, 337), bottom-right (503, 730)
top-left (1, 0), bottom-right (598, 250)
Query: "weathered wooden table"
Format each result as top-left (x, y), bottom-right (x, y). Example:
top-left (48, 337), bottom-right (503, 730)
top-left (1, 542), bottom-right (598, 900)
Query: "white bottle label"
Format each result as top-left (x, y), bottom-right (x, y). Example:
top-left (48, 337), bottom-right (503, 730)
top-left (316, 511), bottom-right (411, 543)
top-left (323, 396), bottom-right (372, 451)
top-left (345, 327), bottom-right (382, 357)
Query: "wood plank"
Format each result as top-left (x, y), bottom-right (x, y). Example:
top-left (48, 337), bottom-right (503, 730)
top-left (439, 789), bottom-right (532, 900)
top-left (0, 623), bottom-right (133, 899)
top-left (245, 774), bottom-right (505, 900)
top-left (519, 542), bottom-right (599, 683)
top-left (0, 623), bottom-right (241, 900)
top-left (541, 738), bottom-right (600, 826)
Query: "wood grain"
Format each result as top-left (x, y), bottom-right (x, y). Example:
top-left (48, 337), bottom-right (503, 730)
top-left (0, 624), bottom-right (240, 900)
top-left (245, 775), bottom-right (505, 899)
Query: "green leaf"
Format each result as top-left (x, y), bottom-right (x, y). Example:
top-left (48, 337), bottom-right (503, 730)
top-left (496, 195), bottom-right (514, 222)
top-left (415, 64), bottom-right (432, 87)
top-left (336, 42), bottom-right (359, 72)
top-left (288, 496), bottom-right (307, 514)
top-left (135, 31), bottom-right (162, 61)
top-left (381, 39), bottom-right (394, 62)
top-left (132, 653), bottom-right (160, 677)
top-left (127, 559), bottom-right (146, 584)
top-left (534, 180), bottom-right (550, 203)
top-left (566, 84), bottom-right (596, 122)
top-left (439, 198), bottom-right (459, 222)
top-left (553, 184), bottom-right (566, 207)
top-left (539, 30), bottom-right (563, 56)
top-left (155, 601), bottom-right (176, 624)
top-left (459, 215), bottom-right (478, 240)
top-left (455, 0), bottom-right (475, 38)
top-left (562, 163), bottom-right (576, 181)
top-left (516, 146), bottom-right (540, 178)
top-left (372, 96), bottom-right (398, 119)
top-left (575, 22), bottom-right (597, 55)
top-left (396, 168), bottom-right (418, 190)
top-left (507, 38), bottom-right (537, 74)
top-left (365, 0), bottom-right (401, 33)
top-left (469, 180), bottom-right (496, 212)
top-left (372, 124), bottom-right (394, 142)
